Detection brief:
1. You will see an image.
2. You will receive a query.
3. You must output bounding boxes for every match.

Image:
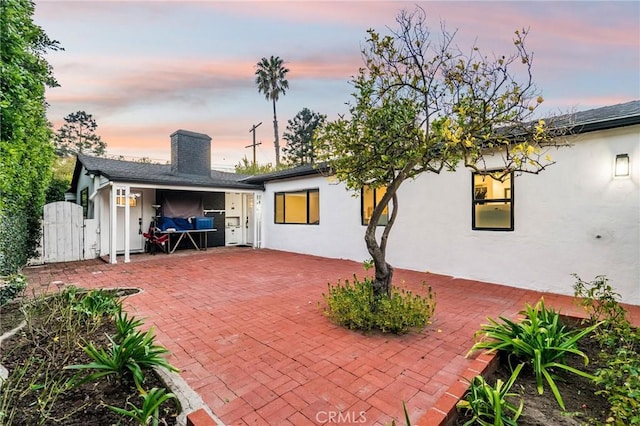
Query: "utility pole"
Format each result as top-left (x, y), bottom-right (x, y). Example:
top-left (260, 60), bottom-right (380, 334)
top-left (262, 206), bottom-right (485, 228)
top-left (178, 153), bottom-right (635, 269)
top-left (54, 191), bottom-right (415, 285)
top-left (246, 122), bottom-right (263, 166)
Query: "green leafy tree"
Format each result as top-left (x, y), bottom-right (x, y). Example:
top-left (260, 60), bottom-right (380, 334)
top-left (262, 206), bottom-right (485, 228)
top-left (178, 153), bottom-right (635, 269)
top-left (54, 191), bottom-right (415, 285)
top-left (0, 0), bottom-right (61, 274)
top-left (317, 8), bottom-right (567, 298)
top-left (255, 56), bottom-right (289, 166)
top-left (234, 156), bottom-right (278, 175)
top-left (45, 156), bottom-right (74, 203)
top-left (282, 108), bottom-right (326, 167)
top-left (55, 110), bottom-right (106, 156)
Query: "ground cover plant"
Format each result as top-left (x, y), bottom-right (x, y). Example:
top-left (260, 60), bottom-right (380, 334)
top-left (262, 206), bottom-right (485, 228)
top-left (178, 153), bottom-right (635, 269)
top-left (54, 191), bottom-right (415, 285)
top-left (0, 285), bottom-right (179, 425)
top-left (322, 274), bottom-right (435, 334)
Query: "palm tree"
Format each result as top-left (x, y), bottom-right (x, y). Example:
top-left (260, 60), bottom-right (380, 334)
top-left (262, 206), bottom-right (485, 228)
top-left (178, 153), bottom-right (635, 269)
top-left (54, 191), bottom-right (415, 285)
top-left (255, 56), bottom-right (289, 166)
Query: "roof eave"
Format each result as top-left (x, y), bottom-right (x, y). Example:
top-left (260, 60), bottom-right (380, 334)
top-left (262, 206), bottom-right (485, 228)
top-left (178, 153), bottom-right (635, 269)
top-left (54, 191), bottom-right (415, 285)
top-left (104, 175), bottom-right (263, 190)
top-left (242, 163), bottom-right (330, 184)
top-left (571, 115), bottom-right (640, 134)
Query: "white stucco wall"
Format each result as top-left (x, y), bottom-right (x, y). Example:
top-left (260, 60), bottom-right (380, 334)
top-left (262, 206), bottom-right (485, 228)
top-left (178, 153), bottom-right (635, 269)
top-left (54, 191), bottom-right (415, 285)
top-left (261, 175), bottom-right (370, 262)
top-left (262, 125), bottom-right (640, 304)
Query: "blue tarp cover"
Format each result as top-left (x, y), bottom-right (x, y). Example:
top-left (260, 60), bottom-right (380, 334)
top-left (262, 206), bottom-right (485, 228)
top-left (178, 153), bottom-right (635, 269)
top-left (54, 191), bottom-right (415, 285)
top-left (157, 217), bottom-right (193, 231)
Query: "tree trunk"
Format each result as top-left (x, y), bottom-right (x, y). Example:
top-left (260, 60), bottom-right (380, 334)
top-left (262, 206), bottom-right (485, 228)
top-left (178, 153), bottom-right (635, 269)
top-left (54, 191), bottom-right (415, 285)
top-left (365, 228), bottom-right (393, 298)
top-left (364, 189), bottom-right (400, 299)
top-left (373, 259), bottom-right (393, 298)
top-left (272, 99), bottom-right (280, 166)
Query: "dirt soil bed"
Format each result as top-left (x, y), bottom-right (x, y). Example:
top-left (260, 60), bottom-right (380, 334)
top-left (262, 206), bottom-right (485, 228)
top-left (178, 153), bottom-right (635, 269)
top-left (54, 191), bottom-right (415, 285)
top-left (456, 334), bottom-right (610, 425)
top-left (0, 291), bottom-right (178, 426)
top-left (0, 302), bottom-right (24, 335)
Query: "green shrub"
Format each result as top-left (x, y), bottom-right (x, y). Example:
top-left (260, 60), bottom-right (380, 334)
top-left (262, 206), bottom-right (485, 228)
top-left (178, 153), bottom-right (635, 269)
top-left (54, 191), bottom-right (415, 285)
top-left (60, 287), bottom-right (122, 319)
top-left (322, 276), bottom-right (435, 334)
top-left (323, 276), bottom-right (376, 331)
top-left (469, 299), bottom-right (599, 410)
top-left (457, 363), bottom-right (524, 426)
top-left (1, 0), bottom-right (58, 276)
top-left (376, 286), bottom-right (435, 333)
top-left (0, 273), bottom-right (27, 306)
top-left (74, 289), bottom-right (122, 319)
top-left (595, 346), bottom-right (640, 425)
top-left (574, 274), bottom-right (640, 424)
top-left (573, 274), bottom-right (626, 337)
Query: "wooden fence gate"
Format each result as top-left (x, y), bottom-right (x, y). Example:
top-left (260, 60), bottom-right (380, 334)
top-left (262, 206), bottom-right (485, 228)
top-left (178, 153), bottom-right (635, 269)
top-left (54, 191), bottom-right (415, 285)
top-left (40, 201), bottom-right (85, 263)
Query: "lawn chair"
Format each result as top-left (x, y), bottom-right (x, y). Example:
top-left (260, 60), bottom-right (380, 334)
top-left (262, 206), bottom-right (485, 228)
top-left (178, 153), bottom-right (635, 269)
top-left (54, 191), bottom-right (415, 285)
top-left (143, 224), bottom-right (168, 254)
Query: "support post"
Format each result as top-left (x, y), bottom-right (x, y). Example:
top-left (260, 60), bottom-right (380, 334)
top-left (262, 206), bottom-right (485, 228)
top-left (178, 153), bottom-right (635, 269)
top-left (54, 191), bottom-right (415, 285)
top-left (109, 185), bottom-right (117, 264)
top-left (124, 186), bottom-right (130, 263)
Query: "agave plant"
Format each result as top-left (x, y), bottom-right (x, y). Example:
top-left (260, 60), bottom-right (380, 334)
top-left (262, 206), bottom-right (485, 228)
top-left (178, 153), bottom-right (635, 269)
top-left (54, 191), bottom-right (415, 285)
top-left (468, 298), bottom-right (601, 410)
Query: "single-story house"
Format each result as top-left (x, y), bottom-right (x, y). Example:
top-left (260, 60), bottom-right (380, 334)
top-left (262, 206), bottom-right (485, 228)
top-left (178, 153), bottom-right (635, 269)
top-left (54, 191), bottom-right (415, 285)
top-left (68, 130), bottom-right (264, 262)
top-left (67, 100), bottom-right (640, 304)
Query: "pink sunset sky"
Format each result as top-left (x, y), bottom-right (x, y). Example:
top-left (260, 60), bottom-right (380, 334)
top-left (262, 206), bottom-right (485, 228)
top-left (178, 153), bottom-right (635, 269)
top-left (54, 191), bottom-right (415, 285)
top-left (35, 1), bottom-right (639, 169)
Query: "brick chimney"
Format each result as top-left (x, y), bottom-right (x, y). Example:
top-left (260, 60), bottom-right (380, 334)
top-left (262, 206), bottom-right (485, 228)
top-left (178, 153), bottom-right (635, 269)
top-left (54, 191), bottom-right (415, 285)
top-left (170, 130), bottom-right (212, 176)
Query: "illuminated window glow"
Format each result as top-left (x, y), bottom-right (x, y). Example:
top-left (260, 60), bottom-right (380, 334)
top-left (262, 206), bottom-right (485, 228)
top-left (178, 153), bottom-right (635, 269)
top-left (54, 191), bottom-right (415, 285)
top-left (472, 172), bottom-right (514, 231)
top-left (361, 185), bottom-right (388, 226)
top-left (274, 189), bottom-right (319, 224)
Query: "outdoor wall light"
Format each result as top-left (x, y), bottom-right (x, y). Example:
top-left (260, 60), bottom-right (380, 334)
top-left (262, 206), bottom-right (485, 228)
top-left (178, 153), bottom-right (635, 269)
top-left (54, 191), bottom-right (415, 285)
top-left (116, 192), bottom-right (140, 207)
top-left (614, 153), bottom-right (630, 178)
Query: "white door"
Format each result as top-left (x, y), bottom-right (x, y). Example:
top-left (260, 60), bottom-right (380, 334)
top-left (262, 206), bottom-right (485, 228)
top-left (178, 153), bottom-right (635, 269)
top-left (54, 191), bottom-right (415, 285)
top-left (244, 194), bottom-right (254, 245)
top-left (116, 194), bottom-right (144, 252)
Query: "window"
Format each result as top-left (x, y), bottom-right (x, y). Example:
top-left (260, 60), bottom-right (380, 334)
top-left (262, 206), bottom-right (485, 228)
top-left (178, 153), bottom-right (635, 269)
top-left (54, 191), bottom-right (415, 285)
top-left (274, 189), bottom-right (319, 224)
top-left (80, 188), bottom-right (89, 218)
top-left (361, 185), bottom-right (388, 226)
top-left (472, 171), bottom-right (513, 231)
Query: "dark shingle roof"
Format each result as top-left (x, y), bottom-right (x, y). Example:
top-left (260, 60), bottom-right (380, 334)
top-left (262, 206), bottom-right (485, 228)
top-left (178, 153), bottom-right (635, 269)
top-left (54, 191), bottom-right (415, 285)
top-left (71, 101), bottom-right (639, 189)
top-left (72, 154), bottom-right (262, 191)
top-left (240, 163), bottom-right (329, 185)
top-left (243, 100), bottom-right (640, 184)
top-left (552, 99), bottom-right (640, 132)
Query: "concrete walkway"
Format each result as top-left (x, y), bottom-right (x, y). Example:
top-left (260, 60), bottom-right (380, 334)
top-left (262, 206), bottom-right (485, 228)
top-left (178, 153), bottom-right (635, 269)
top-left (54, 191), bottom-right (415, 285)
top-left (23, 248), bottom-right (639, 425)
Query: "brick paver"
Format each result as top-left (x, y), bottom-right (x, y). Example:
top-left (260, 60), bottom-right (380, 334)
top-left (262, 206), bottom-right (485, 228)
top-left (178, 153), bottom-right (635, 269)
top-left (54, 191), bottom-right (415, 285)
top-left (23, 248), bottom-right (640, 425)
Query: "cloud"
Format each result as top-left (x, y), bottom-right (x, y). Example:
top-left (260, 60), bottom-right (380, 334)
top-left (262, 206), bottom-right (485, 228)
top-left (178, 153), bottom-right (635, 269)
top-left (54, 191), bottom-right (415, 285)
top-left (39, 0), bottom-right (638, 166)
top-left (77, 115), bottom-right (277, 165)
top-left (45, 52), bottom-right (360, 122)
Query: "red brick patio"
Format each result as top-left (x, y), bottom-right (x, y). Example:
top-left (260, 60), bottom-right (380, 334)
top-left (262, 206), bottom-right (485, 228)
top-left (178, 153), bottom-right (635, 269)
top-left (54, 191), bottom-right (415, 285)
top-left (23, 248), bottom-right (640, 425)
